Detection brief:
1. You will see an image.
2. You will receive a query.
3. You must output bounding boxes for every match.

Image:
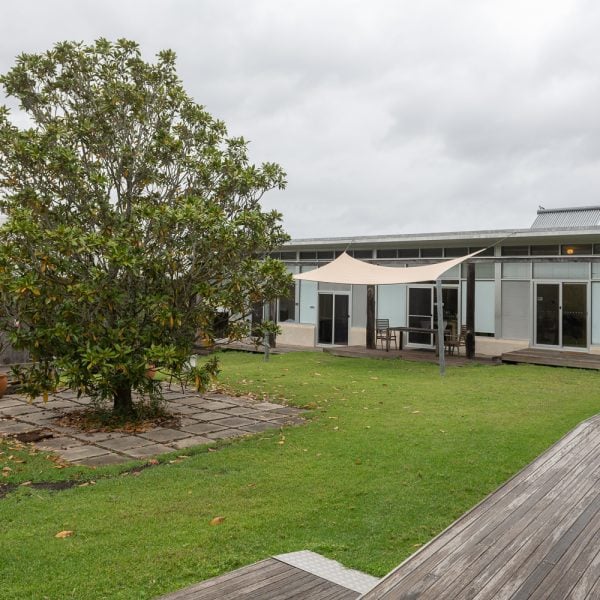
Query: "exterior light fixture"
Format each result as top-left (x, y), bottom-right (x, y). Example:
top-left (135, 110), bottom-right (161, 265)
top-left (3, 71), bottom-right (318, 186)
top-left (566, 247), bottom-right (575, 255)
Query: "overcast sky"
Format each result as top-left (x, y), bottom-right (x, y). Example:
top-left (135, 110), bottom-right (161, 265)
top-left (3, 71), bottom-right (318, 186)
top-left (2, 0), bottom-right (599, 239)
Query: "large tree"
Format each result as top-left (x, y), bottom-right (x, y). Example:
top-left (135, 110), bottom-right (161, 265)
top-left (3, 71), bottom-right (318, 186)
top-left (0, 39), bottom-right (290, 415)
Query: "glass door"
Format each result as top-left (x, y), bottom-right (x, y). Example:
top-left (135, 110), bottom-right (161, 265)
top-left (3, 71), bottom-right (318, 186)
top-left (562, 283), bottom-right (587, 348)
top-left (333, 295), bottom-right (349, 344)
top-left (408, 287), bottom-right (433, 346)
top-left (433, 287), bottom-right (459, 338)
top-left (318, 293), bottom-right (349, 345)
top-left (535, 283), bottom-right (587, 348)
top-left (536, 284), bottom-right (559, 346)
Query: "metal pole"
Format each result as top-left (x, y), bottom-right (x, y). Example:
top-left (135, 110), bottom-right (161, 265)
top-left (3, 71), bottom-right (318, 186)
top-left (436, 278), bottom-right (445, 376)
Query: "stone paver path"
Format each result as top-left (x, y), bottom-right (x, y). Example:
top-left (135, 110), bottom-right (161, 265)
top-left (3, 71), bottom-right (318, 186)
top-left (0, 385), bottom-right (305, 466)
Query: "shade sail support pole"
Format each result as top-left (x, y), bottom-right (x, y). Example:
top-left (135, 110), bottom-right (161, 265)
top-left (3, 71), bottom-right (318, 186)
top-left (436, 278), bottom-right (445, 376)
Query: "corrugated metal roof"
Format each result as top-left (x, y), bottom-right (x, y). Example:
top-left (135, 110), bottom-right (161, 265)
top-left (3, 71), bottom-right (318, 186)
top-left (531, 206), bottom-right (600, 229)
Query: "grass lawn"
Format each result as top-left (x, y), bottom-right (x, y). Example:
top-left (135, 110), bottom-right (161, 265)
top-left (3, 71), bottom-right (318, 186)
top-left (1, 351), bottom-right (600, 599)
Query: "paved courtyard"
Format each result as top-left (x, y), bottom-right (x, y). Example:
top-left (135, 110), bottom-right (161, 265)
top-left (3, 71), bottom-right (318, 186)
top-left (0, 385), bottom-right (305, 467)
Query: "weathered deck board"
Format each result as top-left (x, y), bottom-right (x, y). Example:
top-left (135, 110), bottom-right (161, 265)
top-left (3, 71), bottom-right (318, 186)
top-left (157, 558), bottom-right (361, 599)
top-left (362, 414), bottom-right (600, 599)
top-left (502, 348), bottom-right (600, 370)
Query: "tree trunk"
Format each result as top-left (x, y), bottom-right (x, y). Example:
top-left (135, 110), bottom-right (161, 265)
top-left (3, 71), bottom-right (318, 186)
top-left (113, 382), bottom-right (134, 415)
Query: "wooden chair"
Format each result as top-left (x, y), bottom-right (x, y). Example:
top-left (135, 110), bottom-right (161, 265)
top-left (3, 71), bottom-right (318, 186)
top-left (376, 318), bottom-right (397, 350)
top-left (445, 324), bottom-right (467, 356)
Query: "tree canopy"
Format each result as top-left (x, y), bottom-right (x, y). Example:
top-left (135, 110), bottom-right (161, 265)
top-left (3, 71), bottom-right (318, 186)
top-left (0, 39), bottom-right (290, 414)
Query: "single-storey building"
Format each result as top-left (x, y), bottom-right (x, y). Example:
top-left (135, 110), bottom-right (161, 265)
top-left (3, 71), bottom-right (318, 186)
top-left (270, 205), bottom-right (600, 356)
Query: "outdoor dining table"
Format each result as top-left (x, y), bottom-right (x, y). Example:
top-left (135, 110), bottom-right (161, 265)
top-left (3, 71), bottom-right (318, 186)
top-left (385, 326), bottom-right (439, 353)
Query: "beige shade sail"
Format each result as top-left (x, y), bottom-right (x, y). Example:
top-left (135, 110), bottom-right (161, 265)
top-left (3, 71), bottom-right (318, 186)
top-left (293, 250), bottom-right (483, 285)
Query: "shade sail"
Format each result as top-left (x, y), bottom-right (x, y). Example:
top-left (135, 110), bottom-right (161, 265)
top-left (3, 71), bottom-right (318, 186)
top-left (293, 250), bottom-right (483, 285)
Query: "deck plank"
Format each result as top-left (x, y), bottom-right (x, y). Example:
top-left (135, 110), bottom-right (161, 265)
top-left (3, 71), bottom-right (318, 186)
top-left (362, 414), bottom-right (600, 599)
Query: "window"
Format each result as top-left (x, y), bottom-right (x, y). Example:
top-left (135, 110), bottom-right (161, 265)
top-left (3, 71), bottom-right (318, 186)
top-left (376, 249), bottom-right (397, 259)
top-left (561, 244), bottom-right (593, 256)
top-left (316, 251), bottom-right (334, 260)
top-left (421, 248), bottom-right (443, 258)
top-left (501, 245), bottom-right (530, 256)
top-left (397, 248), bottom-right (420, 258)
top-left (350, 249), bottom-right (373, 259)
top-left (470, 246), bottom-right (495, 257)
top-left (279, 251), bottom-right (297, 260)
top-left (530, 245), bottom-right (558, 256)
top-left (299, 251), bottom-right (317, 260)
top-left (444, 247), bottom-right (468, 257)
top-left (278, 283), bottom-right (296, 322)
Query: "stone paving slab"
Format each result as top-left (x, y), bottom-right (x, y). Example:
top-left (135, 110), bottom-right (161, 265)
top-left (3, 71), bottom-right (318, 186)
top-left (96, 435), bottom-right (156, 452)
top-left (137, 428), bottom-right (191, 443)
top-left (0, 420), bottom-right (39, 434)
top-left (206, 428), bottom-right (248, 440)
top-left (180, 422), bottom-right (226, 435)
top-left (0, 404), bottom-right (44, 417)
top-left (214, 416), bottom-right (259, 428)
top-left (72, 453), bottom-right (130, 466)
top-left (60, 445), bottom-right (111, 461)
top-left (36, 436), bottom-right (84, 451)
top-left (122, 443), bottom-right (174, 459)
top-left (171, 435), bottom-right (213, 449)
top-left (0, 385), bottom-right (306, 466)
top-left (194, 411), bottom-right (231, 421)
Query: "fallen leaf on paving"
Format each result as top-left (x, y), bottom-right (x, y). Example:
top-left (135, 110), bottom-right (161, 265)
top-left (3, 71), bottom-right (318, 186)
top-left (209, 516), bottom-right (225, 526)
top-left (55, 530), bottom-right (74, 539)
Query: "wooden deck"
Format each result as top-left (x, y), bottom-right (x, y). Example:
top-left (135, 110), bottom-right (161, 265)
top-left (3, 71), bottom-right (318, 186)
top-left (157, 551), bottom-right (378, 599)
top-left (362, 414), bottom-right (600, 599)
top-left (502, 347), bottom-right (600, 370)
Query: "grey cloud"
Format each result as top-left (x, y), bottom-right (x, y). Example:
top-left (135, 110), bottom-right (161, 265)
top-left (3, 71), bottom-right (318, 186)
top-left (2, 0), bottom-right (600, 239)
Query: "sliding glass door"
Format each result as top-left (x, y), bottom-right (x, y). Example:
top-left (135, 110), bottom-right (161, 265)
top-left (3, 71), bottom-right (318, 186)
top-left (535, 283), bottom-right (587, 349)
top-left (318, 293), bottom-right (349, 345)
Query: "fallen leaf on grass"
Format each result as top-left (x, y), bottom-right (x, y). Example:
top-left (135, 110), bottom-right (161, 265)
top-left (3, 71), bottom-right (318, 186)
top-left (55, 530), bottom-right (74, 539)
top-left (20, 481), bottom-right (32, 486)
top-left (209, 516), bottom-right (225, 526)
top-left (148, 459), bottom-right (159, 465)
top-left (411, 410), bottom-right (421, 414)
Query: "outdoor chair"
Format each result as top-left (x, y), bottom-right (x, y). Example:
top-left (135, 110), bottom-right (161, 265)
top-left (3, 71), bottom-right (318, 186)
top-left (376, 318), bottom-right (397, 350)
top-left (445, 324), bottom-right (467, 356)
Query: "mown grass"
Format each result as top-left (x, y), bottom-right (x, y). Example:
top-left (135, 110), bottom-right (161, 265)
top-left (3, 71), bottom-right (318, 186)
top-left (1, 351), bottom-right (600, 599)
